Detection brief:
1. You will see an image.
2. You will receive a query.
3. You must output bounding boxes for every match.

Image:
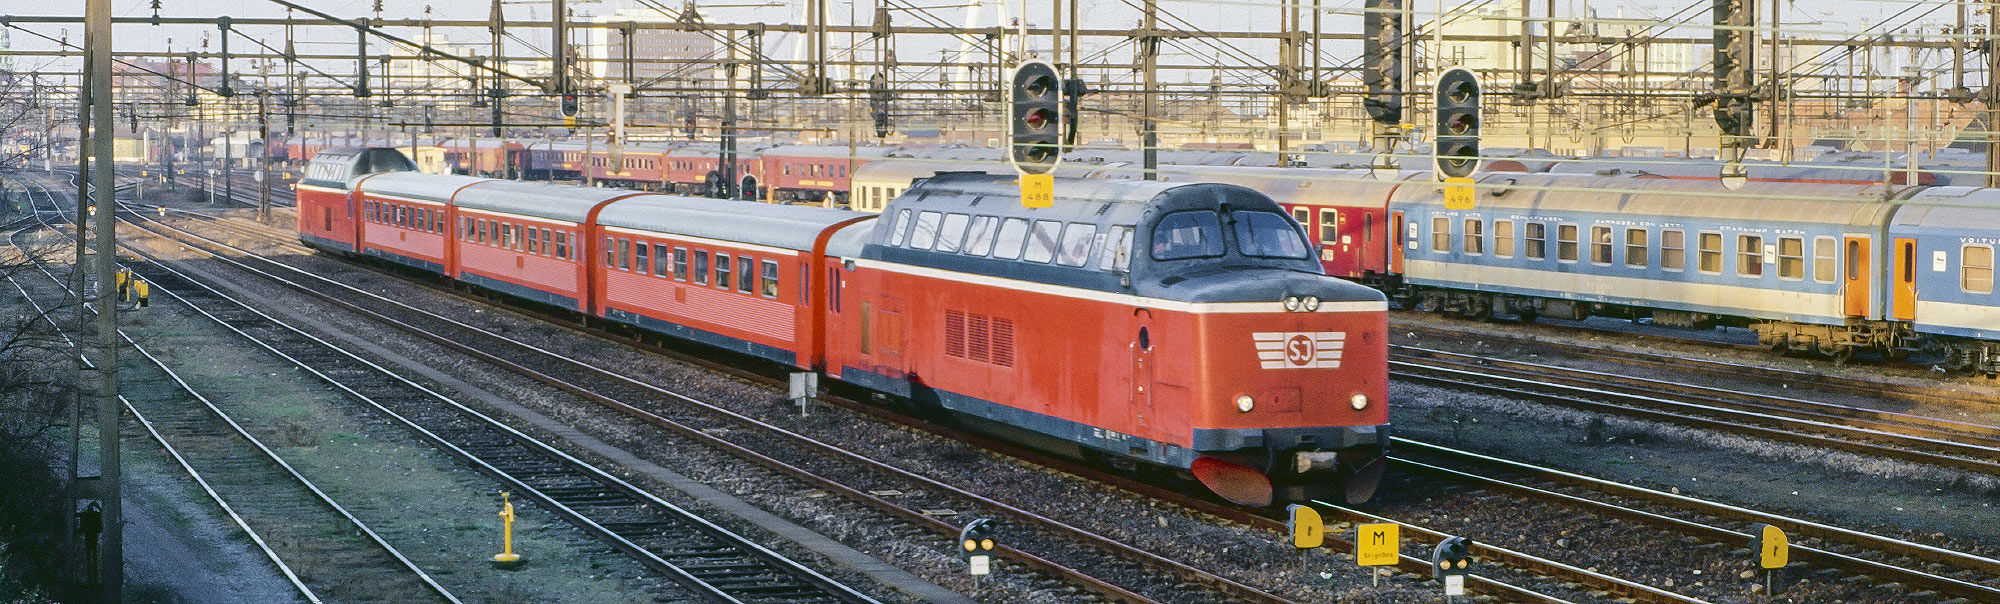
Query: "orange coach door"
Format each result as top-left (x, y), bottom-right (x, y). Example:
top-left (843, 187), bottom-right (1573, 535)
top-left (1390, 211), bottom-right (1406, 275)
top-left (1130, 309), bottom-right (1155, 434)
top-left (1842, 236), bottom-right (1871, 318)
top-left (1893, 238), bottom-right (1918, 321)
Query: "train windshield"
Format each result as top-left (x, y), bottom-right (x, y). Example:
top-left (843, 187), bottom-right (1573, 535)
top-left (1231, 211), bottom-right (1310, 259)
top-left (1151, 211), bottom-right (1225, 260)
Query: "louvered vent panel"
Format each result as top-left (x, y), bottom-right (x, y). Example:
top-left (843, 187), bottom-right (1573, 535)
top-left (992, 318), bottom-right (1015, 367)
top-left (967, 314), bottom-right (991, 363)
top-left (944, 310), bottom-right (967, 358)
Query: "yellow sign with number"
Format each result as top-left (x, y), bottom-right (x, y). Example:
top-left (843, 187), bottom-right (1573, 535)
top-left (1020, 173), bottom-right (1054, 208)
top-left (1356, 523), bottom-right (1400, 566)
top-left (1758, 525), bottom-right (1788, 569)
top-left (1443, 177), bottom-right (1476, 210)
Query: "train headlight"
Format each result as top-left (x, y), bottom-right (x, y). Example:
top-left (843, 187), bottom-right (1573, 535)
top-left (1235, 395), bottom-right (1255, 413)
top-left (1350, 393), bottom-right (1370, 410)
top-left (1303, 296), bottom-right (1322, 312)
top-left (1282, 296), bottom-right (1302, 312)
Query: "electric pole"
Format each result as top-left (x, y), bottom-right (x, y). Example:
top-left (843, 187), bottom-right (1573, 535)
top-left (1141, 0), bottom-right (1158, 180)
top-left (86, 0), bottom-right (123, 598)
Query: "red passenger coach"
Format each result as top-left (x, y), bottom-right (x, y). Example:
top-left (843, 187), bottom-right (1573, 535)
top-left (295, 148), bottom-right (420, 253)
top-left (592, 198), bottom-right (873, 367)
top-left (451, 181), bottom-right (643, 311)
top-left (834, 173), bottom-right (1390, 505)
top-left (353, 172), bottom-right (487, 274)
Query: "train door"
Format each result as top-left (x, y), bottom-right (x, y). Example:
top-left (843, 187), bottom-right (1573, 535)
top-left (1390, 211), bottom-right (1406, 275)
top-left (1893, 238), bottom-right (1918, 321)
top-left (1843, 236), bottom-right (1871, 318)
top-left (876, 294), bottom-right (906, 372)
top-left (1130, 310), bottom-right (1155, 434)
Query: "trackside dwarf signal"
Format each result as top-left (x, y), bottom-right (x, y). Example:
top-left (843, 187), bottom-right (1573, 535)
top-left (959, 519), bottom-right (997, 576)
top-left (1432, 536), bottom-right (1472, 597)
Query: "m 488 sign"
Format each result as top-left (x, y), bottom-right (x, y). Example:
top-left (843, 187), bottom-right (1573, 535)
top-left (1253, 332), bottom-right (1346, 369)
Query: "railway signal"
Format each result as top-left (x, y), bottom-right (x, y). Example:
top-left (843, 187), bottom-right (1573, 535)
top-left (1749, 523), bottom-right (1788, 593)
top-left (1361, 0), bottom-right (1404, 126)
top-left (869, 72), bottom-right (892, 139)
top-left (1433, 67), bottom-right (1481, 179)
top-left (560, 93), bottom-right (581, 121)
top-left (958, 519), bottom-right (998, 577)
top-left (1431, 536), bottom-right (1472, 598)
top-left (1008, 61), bottom-right (1065, 175)
top-left (1712, 0), bottom-right (1756, 146)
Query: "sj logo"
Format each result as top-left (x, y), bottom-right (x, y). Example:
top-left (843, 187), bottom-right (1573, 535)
top-left (1253, 332), bottom-right (1345, 369)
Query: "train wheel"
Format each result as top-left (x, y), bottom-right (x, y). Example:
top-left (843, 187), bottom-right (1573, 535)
top-left (1830, 347), bottom-right (1854, 367)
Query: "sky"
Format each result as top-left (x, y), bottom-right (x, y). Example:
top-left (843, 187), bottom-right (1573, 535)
top-left (0, 0), bottom-right (1971, 82)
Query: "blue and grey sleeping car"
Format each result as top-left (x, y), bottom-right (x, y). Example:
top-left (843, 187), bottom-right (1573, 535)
top-left (1387, 174), bottom-right (1913, 361)
top-left (1891, 187), bottom-right (2000, 375)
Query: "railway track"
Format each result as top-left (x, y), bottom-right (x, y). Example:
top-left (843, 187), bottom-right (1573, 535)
top-left (1388, 344), bottom-right (2000, 478)
top-left (131, 192), bottom-right (1794, 604)
top-left (24, 179), bottom-right (880, 604)
top-left (6, 178), bottom-right (457, 604)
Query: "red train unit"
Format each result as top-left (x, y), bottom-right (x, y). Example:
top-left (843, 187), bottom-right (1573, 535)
top-left (296, 149), bottom-right (1392, 506)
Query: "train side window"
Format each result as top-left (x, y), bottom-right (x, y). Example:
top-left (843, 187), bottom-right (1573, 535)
top-left (605, 237), bottom-right (617, 267)
top-left (654, 244), bottom-right (671, 275)
top-left (1590, 226), bottom-right (1613, 265)
top-left (1100, 226), bottom-right (1135, 272)
top-left (1625, 228), bottom-right (1649, 268)
top-left (909, 211), bottom-right (944, 250)
top-left (694, 251), bottom-right (710, 285)
top-left (1524, 222), bottom-right (1546, 260)
top-left (992, 217), bottom-right (1031, 260)
top-left (935, 213), bottom-right (971, 253)
top-left (890, 209), bottom-right (914, 246)
top-left (716, 253), bottom-right (733, 289)
top-left (1320, 211), bottom-right (1338, 243)
top-left (1056, 223), bottom-right (1096, 266)
top-left (963, 216), bottom-right (998, 256)
top-left (619, 239), bottom-right (633, 270)
top-left (462, 217), bottom-right (474, 240)
top-left (1846, 240), bottom-right (1862, 281)
top-left (1661, 230), bottom-right (1685, 271)
top-left (1024, 220), bottom-right (1063, 264)
top-left (1292, 208), bottom-right (1309, 225)
top-left (541, 229), bottom-right (553, 256)
top-left (1698, 232), bottom-right (1723, 273)
top-left (1737, 235), bottom-right (1765, 277)
top-left (1556, 224), bottom-right (1579, 262)
top-left (526, 228), bottom-right (540, 254)
top-left (1964, 245), bottom-right (1994, 294)
top-left (1430, 217), bottom-right (1450, 253)
top-left (634, 243), bottom-right (651, 275)
top-left (738, 256), bottom-right (755, 293)
top-left (1493, 220), bottom-right (1514, 258)
top-left (555, 231), bottom-right (569, 259)
top-left (1777, 237), bottom-right (1805, 280)
top-left (1365, 214), bottom-right (1373, 245)
top-left (477, 219), bottom-right (488, 244)
top-left (1462, 219), bottom-right (1484, 255)
top-left (673, 247), bottom-right (689, 281)
top-left (1813, 237), bottom-right (1837, 283)
top-left (761, 260), bottom-right (780, 298)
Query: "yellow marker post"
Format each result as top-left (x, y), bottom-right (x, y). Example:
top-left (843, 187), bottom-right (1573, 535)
top-left (1284, 504), bottom-right (1323, 572)
top-left (493, 491), bottom-right (523, 568)
top-left (1752, 523), bottom-right (1787, 594)
top-left (1356, 522), bottom-right (1400, 586)
top-left (1443, 177), bottom-right (1476, 210)
top-left (1019, 173), bottom-right (1054, 208)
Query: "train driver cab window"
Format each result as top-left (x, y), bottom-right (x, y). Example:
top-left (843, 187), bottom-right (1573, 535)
top-left (1462, 219), bottom-right (1484, 255)
top-left (1813, 237), bottom-right (1837, 283)
top-left (738, 257), bottom-right (755, 293)
top-left (890, 209), bottom-right (914, 246)
top-left (1056, 223), bottom-right (1097, 266)
top-left (1556, 224), bottom-right (1579, 262)
top-left (1234, 211), bottom-right (1310, 259)
top-left (1524, 222), bottom-right (1546, 259)
top-left (693, 251), bottom-right (710, 284)
top-left (1737, 235), bottom-right (1765, 277)
top-left (1777, 237), bottom-right (1805, 280)
top-left (673, 247), bottom-right (689, 281)
top-left (936, 213), bottom-right (971, 253)
top-left (992, 218), bottom-right (1031, 260)
top-left (1661, 230), bottom-right (1685, 271)
top-left (962, 216), bottom-right (999, 256)
top-left (761, 260), bottom-right (780, 298)
top-left (1150, 211), bottom-right (1224, 260)
top-left (909, 211), bottom-right (944, 250)
top-left (715, 254), bottom-right (733, 289)
top-left (1964, 245), bottom-right (1994, 294)
top-left (1024, 220), bottom-right (1063, 264)
top-left (1699, 232), bottom-right (1724, 273)
top-left (1590, 226), bottom-right (1614, 265)
top-left (1100, 226), bottom-right (1135, 273)
top-left (1431, 217), bottom-right (1450, 253)
top-left (1493, 220), bottom-right (1515, 258)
